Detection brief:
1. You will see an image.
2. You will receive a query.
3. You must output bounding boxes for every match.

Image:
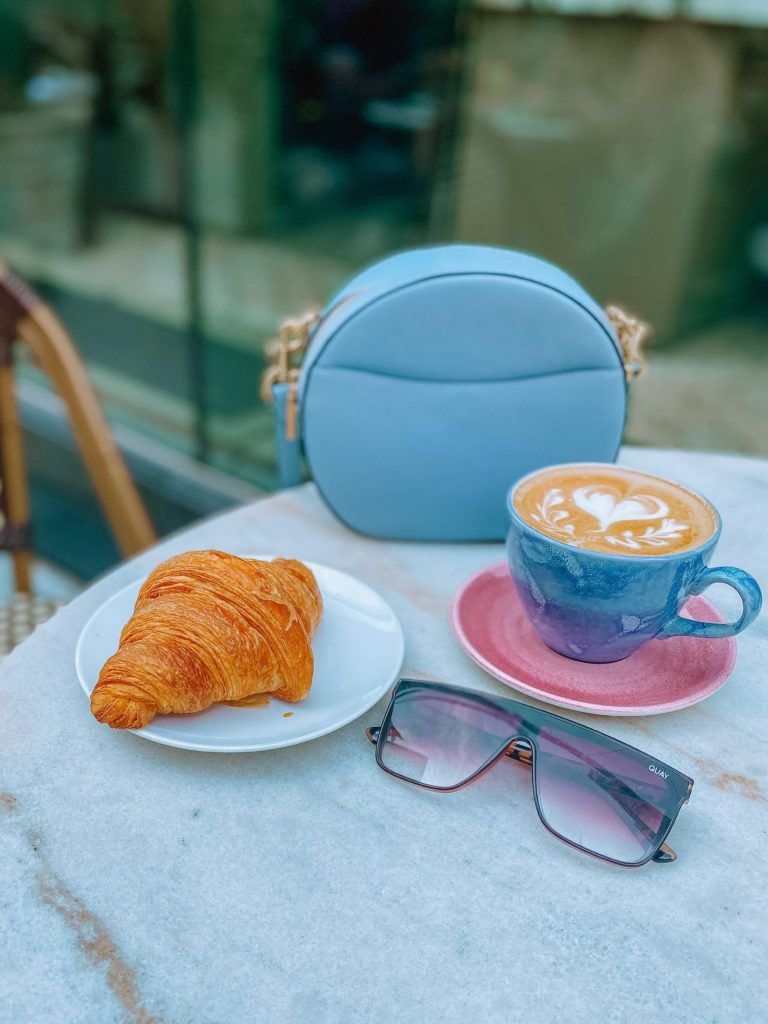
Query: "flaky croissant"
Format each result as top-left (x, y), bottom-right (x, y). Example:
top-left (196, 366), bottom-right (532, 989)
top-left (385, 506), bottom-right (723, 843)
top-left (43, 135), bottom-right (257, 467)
top-left (90, 551), bottom-right (323, 729)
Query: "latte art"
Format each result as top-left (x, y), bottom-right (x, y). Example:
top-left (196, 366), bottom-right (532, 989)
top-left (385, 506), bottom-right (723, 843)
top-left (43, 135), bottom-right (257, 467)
top-left (513, 465), bottom-right (718, 556)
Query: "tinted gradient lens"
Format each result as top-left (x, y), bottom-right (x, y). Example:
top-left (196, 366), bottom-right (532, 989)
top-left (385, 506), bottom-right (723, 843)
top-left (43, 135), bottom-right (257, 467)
top-left (533, 716), bottom-right (684, 864)
top-left (379, 687), bottom-right (517, 789)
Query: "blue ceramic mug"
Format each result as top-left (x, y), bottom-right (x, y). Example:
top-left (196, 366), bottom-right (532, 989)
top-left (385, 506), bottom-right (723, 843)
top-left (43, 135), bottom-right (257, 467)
top-left (506, 465), bottom-right (762, 663)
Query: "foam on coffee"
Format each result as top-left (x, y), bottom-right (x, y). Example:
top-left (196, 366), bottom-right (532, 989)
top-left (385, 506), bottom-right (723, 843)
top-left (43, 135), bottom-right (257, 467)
top-left (512, 464), bottom-right (718, 556)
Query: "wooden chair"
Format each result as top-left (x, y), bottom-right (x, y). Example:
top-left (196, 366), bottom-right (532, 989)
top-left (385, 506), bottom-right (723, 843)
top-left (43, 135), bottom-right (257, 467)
top-left (0, 260), bottom-right (156, 650)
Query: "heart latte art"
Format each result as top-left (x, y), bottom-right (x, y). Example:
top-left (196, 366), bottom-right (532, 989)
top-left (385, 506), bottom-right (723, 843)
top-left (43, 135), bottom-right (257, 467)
top-left (513, 465), bottom-right (718, 556)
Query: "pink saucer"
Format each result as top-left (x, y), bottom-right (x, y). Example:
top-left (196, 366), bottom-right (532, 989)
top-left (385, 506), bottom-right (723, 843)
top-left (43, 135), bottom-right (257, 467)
top-left (450, 561), bottom-right (738, 716)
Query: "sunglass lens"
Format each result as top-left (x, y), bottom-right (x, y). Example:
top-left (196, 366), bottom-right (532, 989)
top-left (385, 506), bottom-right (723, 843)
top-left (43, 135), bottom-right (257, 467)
top-left (533, 718), bottom-right (683, 865)
top-left (379, 687), bottom-right (516, 789)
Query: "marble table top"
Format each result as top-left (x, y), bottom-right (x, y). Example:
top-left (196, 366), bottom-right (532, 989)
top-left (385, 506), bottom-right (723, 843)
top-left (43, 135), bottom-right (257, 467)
top-left (1, 447), bottom-right (766, 1024)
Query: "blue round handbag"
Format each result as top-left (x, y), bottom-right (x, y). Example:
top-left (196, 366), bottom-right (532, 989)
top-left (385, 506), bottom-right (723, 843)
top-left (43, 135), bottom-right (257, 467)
top-left (262, 244), bottom-right (647, 541)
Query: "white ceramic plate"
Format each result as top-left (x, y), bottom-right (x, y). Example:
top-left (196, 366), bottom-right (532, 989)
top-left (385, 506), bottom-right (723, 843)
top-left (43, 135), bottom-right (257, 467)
top-left (76, 558), bottom-right (404, 752)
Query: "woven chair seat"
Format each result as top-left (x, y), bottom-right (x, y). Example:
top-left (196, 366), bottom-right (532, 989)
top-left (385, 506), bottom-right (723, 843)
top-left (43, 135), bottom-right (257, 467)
top-left (0, 593), bottom-right (67, 656)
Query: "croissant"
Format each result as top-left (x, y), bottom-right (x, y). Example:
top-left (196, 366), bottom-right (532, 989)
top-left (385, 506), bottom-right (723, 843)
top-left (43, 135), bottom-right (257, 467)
top-left (90, 551), bottom-right (323, 730)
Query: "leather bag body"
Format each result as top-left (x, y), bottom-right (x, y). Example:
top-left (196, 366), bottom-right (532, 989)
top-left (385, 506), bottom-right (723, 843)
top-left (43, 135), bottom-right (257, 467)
top-left (269, 244), bottom-right (636, 541)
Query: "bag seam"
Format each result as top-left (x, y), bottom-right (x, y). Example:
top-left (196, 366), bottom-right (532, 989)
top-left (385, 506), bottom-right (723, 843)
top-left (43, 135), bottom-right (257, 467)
top-left (301, 269), bottom-right (622, 401)
top-left (307, 364), bottom-right (621, 386)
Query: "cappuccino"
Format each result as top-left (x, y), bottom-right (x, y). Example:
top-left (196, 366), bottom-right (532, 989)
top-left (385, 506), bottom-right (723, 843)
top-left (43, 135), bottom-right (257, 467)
top-left (512, 464), bottom-right (718, 556)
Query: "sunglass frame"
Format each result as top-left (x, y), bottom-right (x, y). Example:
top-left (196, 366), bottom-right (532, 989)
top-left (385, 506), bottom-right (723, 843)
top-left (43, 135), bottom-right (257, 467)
top-left (369, 679), bottom-right (694, 868)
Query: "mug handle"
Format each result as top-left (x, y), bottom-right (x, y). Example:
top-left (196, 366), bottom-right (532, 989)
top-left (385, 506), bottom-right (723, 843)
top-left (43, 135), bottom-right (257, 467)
top-left (659, 566), bottom-right (763, 640)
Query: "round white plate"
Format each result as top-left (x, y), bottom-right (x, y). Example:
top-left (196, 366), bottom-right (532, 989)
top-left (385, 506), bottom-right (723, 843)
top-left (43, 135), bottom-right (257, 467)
top-left (76, 558), bottom-right (404, 752)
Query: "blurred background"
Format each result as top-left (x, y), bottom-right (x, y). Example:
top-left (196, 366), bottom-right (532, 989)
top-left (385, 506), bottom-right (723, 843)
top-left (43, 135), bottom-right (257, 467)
top-left (1, 0), bottom-right (768, 602)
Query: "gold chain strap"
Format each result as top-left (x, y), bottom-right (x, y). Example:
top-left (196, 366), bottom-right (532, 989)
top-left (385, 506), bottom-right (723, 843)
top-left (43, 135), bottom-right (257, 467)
top-left (605, 304), bottom-right (651, 381)
top-left (260, 303), bottom-right (649, 441)
top-left (259, 310), bottom-right (320, 439)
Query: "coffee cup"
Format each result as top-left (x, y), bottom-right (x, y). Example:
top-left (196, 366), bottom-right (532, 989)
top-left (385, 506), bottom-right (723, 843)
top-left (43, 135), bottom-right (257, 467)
top-left (506, 462), bottom-right (762, 663)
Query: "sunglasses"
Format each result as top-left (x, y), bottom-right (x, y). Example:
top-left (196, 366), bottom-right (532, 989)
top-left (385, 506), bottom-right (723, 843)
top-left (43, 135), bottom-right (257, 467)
top-left (366, 680), bottom-right (693, 867)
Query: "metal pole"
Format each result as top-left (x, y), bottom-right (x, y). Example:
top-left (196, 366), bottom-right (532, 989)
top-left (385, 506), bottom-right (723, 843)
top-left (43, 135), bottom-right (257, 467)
top-left (170, 0), bottom-right (208, 462)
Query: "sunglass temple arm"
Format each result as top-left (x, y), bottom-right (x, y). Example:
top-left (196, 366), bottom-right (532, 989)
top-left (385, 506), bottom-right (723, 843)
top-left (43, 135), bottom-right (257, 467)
top-left (503, 739), bottom-right (676, 863)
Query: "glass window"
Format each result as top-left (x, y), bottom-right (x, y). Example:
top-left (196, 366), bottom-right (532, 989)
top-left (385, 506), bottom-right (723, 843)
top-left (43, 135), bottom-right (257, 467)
top-left (2, 1), bottom-right (767, 579)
